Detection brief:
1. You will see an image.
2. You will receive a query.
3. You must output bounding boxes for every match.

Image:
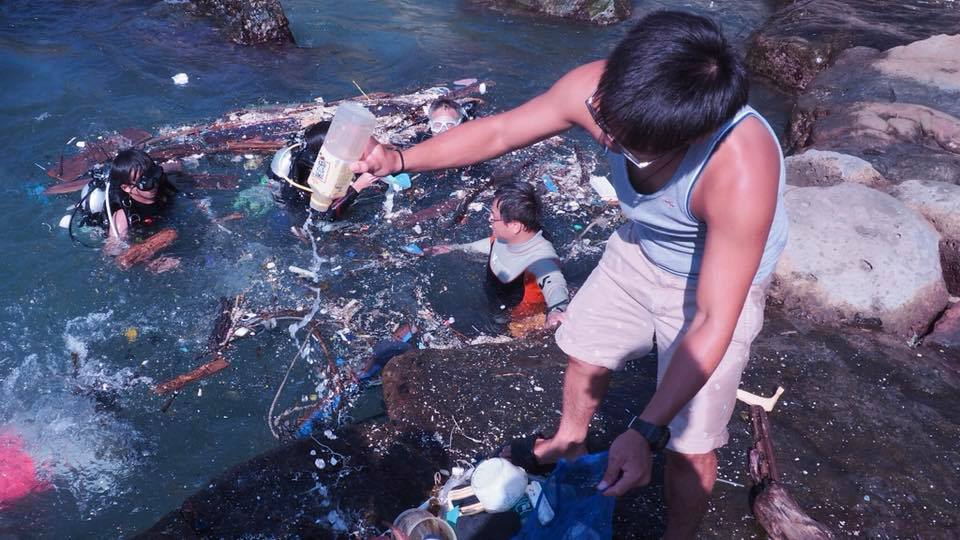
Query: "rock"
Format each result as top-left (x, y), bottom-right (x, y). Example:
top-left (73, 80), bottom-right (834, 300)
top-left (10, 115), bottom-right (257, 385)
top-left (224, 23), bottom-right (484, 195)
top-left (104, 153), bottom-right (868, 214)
top-left (785, 149), bottom-right (886, 188)
top-left (140, 311), bottom-right (960, 537)
top-left (185, 0), bottom-right (295, 45)
top-left (787, 35), bottom-right (960, 185)
top-left (473, 0), bottom-right (630, 26)
top-left (926, 302), bottom-right (960, 348)
top-left (771, 183), bottom-right (948, 338)
top-left (137, 424), bottom-right (449, 539)
top-left (890, 180), bottom-right (960, 293)
top-left (747, 1), bottom-right (960, 94)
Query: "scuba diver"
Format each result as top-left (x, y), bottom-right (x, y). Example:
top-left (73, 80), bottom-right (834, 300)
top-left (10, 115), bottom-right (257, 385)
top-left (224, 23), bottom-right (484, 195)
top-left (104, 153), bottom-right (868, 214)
top-left (61, 148), bottom-right (177, 246)
top-left (425, 181), bottom-right (570, 331)
top-left (269, 120), bottom-right (380, 221)
top-left (426, 97), bottom-right (469, 135)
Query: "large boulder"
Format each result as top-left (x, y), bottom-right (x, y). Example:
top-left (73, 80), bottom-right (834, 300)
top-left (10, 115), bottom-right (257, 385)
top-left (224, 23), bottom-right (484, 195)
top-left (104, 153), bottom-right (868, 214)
top-left (185, 0), bottom-right (295, 45)
top-left (787, 35), bottom-right (960, 185)
top-left (890, 179), bottom-right (960, 293)
top-left (747, 1), bottom-right (960, 94)
top-left (771, 183), bottom-right (948, 338)
top-left (473, 0), bottom-right (630, 26)
top-left (785, 149), bottom-right (886, 188)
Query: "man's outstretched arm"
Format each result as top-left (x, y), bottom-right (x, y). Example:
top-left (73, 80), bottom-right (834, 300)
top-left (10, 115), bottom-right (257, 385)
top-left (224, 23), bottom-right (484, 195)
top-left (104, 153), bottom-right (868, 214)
top-left (351, 61), bottom-right (604, 176)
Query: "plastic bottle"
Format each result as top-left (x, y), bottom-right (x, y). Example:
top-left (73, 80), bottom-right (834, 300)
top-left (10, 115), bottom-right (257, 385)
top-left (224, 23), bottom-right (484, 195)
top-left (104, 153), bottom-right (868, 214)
top-left (306, 102), bottom-right (376, 211)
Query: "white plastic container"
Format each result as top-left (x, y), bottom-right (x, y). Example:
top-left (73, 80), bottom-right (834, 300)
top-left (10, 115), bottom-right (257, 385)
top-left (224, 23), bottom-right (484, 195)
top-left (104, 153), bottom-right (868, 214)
top-left (307, 102), bottom-right (376, 211)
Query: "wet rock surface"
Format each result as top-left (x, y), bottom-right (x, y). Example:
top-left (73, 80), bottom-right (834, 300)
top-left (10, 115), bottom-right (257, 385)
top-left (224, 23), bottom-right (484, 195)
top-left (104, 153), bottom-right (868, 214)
top-left (473, 0), bottom-right (630, 26)
top-left (139, 310), bottom-right (960, 538)
top-left (747, 1), bottom-right (960, 94)
top-left (786, 35), bottom-right (960, 185)
top-left (183, 0), bottom-right (295, 45)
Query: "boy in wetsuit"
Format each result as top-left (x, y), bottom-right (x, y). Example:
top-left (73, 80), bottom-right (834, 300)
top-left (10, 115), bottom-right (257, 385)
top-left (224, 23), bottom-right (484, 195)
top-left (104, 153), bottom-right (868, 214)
top-left (427, 181), bottom-right (569, 329)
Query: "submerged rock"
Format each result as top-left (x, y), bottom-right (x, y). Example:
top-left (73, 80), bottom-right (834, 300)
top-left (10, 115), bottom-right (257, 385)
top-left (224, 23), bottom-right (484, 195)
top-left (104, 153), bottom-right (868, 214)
top-left (747, 0), bottom-right (960, 94)
top-left (473, 0), bottom-right (630, 26)
top-left (772, 183), bottom-right (948, 338)
top-left (184, 0), bottom-right (295, 45)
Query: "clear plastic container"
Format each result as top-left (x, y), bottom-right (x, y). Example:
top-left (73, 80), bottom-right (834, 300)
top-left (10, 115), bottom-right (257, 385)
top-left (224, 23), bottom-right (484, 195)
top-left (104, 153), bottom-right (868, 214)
top-left (307, 101), bottom-right (376, 211)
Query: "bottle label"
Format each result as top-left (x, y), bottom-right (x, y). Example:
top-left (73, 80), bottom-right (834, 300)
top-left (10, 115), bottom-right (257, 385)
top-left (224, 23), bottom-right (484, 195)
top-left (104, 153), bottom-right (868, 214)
top-left (307, 146), bottom-right (354, 200)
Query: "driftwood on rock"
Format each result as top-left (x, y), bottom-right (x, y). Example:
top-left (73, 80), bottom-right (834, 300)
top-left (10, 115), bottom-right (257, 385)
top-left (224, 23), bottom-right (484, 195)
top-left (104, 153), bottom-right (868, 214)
top-left (748, 405), bottom-right (834, 539)
top-left (116, 228), bottom-right (178, 270)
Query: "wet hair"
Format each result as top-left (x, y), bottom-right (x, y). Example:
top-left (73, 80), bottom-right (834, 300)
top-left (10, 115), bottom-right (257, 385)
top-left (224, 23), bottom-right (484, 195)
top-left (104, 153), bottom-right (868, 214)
top-left (109, 148), bottom-right (157, 186)
top-left (428, 97), bottom-right (464, 118)
top-left (303, 120), bottom-right (331, 153)
top-left (595, 10), bottom-right (748, 154)
top-left (293, 121), bottom-right (332, 182)
top-left (494, 181), bottom-right (541, 232)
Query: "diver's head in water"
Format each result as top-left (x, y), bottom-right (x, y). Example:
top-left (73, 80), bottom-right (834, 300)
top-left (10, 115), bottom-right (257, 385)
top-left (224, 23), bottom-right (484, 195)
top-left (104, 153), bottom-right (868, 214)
top-left (490, 181), bottom-right (541, 244)
top-left (110, 149), bottom-right (164, 204)
top-left (427, 97), bottom-right (466, 135)
top-left (292, 120), bottom-right (332, 183)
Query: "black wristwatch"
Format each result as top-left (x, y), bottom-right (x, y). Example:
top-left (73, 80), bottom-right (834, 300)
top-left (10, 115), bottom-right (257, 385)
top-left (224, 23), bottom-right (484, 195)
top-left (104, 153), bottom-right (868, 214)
top-left (628, 416), bottom-right (671, 452)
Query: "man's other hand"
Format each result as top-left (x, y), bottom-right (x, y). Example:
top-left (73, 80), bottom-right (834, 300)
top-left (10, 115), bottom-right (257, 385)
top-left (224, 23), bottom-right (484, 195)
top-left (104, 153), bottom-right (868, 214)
top-left (597, 428), bottom-right (653, 496)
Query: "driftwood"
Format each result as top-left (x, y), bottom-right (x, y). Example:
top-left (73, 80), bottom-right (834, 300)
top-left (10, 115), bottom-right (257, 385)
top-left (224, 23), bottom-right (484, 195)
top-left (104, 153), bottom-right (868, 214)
top-left (748, 405), bottom-right (834, 539)
top-left (153, 355), bottom-right (230, 395)
top-left (153, 295), bottom-right (246, 396)
top-left (116, 228), bottom-right (177, 270)
top-left (45, 82), bottom-right (493, 183)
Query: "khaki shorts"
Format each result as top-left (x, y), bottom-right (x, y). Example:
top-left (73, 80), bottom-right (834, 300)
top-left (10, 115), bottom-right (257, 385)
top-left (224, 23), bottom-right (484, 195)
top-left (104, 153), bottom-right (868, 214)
top-left (555, 225), bottom-right (768, 454)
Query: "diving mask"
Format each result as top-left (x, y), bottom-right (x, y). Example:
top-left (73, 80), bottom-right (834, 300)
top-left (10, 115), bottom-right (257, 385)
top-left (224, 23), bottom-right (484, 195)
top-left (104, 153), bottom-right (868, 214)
top-left (136, 164), bottom-right (164, 191)
top-left (270, 142), bottom-right (302, 183)
top-left (427, 99), bottom-right (467, 135)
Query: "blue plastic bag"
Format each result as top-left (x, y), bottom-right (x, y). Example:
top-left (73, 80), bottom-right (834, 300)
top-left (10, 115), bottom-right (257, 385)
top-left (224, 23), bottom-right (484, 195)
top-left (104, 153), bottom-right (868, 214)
top-left (513, 452), bottom-right (614, 540)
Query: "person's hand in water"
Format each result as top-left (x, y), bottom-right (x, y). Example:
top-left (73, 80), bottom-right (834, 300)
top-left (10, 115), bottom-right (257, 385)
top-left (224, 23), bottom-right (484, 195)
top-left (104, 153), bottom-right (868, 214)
top-left (596, 428), bottom-right (652, 496)
top-left (544, 309), bottom-right (566, 329)
top-left (351, 138), bottom-right (402, 177)
top-left (423, 244), bottom-right (453, 256)
top-left (352, 172), bottom-right (381, 192)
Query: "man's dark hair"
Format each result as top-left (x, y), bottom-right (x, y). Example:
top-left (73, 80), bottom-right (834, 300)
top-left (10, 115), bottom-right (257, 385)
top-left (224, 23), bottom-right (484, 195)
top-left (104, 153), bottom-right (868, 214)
top-left (595, 10), bottom-right (748, 154)
top-left (494, 181), bottom-right (541, 232)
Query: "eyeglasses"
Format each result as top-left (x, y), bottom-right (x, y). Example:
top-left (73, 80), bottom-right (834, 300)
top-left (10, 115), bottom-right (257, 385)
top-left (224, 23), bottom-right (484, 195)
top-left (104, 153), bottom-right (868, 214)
top-left (585, 95), bottom-right (670, 170)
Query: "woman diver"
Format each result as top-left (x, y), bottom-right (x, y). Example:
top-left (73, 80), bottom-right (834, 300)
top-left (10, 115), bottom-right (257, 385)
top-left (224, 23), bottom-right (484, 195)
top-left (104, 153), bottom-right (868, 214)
top-left (269, 120), bottom-right (380, 221)
top-left (62, 148), bottom-right (177, 246)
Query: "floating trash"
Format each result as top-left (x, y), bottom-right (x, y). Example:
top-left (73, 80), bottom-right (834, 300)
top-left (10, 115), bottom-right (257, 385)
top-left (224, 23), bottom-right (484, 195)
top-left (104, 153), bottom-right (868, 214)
top-left (171, 73), bottom-right (189, 85)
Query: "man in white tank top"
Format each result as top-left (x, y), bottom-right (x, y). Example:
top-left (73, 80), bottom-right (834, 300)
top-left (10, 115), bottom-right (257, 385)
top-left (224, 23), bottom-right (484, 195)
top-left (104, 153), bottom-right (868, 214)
top-left (353, 11), bottom-right (785, 538)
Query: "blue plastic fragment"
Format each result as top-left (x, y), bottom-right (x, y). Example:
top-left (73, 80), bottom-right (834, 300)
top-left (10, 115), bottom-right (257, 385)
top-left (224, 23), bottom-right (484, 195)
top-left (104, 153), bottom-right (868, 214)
top-left (296, 394), bottom-right (341, 438)
top-left (26, 184), bottom-right (50, 205)
top-left (542, 174), bottom-right (558, 193)
top-left (359, 340), bottom-right (412, 380)
top-left (403, 243), bottom-right (424, 256)
top-left (335, 357), bottom-right (345, 367)
top-left (384, 173), bottom-right (412, 191)
top-left (345, 250), bottom-right (356, 258)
